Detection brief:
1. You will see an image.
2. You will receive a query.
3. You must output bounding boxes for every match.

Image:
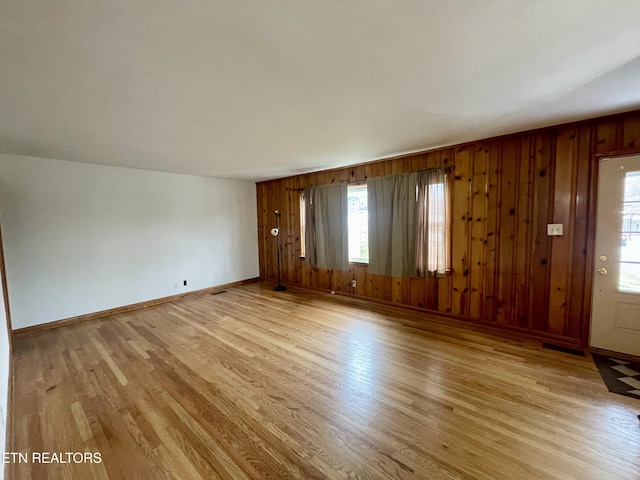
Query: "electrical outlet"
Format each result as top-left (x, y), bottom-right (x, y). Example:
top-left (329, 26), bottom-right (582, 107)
top-left (183, 280), bottom-right (187, 286)
top-left (173, 282), bottom-right (180, 289)
top-left (351, 279), bottom-right (356, 288)
top-left (547, 224), bottom-right (563, 236)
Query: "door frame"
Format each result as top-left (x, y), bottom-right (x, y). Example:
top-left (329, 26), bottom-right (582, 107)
top-left (584, 146), bottom-right (640, 350)
top-left (0, 223), bottom-right (12, 353)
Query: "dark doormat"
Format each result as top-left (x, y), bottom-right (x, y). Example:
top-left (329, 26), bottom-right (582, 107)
top-left (591, 352), bottom-right (640, 400)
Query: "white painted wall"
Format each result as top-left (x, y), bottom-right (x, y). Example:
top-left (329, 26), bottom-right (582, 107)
top-left (0, 154), bottom-right (259, 329)
top-left (0, 260), bottom-right (9, 480)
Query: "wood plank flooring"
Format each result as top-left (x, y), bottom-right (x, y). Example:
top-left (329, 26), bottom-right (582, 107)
top-left (9, 282), bottom-right (640, 479)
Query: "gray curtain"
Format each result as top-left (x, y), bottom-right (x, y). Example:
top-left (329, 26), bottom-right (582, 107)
top-left (368, 173), bottom-right (417, 276)
top-left (304, 183), bottom-right (349, 270)
top-left (416, 169), bottom-right (450, 276)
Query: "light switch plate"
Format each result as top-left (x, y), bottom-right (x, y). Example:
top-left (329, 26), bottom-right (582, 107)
top-left (547, 224), bottom-right (563, 236)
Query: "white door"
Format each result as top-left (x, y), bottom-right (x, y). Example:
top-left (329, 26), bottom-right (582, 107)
top-left (591, 154), bottom-right (640, 356)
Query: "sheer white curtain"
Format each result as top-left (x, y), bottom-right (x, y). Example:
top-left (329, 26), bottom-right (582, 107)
top-left (304, 183), bottom-right (349, 270)
top-left (415, 169), bottom-right (450, 276)
top-left (368, 173), bottom-right (417, 276)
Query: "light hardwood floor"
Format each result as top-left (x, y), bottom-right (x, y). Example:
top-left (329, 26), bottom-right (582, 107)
top-left (9, 282), bottom-right (640, 479)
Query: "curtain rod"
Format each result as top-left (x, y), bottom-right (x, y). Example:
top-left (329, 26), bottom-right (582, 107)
top-left (418, 165), bottom-right (455, 174)
top-left (288, 165), bottom-right (455, 190)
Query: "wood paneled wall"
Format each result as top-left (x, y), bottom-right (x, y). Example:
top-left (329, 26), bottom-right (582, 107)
top-left (256, 109), bottom-right (640, 346)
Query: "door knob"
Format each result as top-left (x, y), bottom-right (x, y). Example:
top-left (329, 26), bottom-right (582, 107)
top-left (599, 255), bottom-right (608, 262)
top-left (598, 267), bottom-right (608, 275)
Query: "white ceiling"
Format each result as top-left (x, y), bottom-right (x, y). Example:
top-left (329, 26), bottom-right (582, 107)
top-left (2, 1), bottom-right (640, 182)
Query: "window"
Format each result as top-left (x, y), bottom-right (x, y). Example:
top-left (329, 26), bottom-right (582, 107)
top-left (620, 171), bottom-right (640, 292)
top-left (348, 184), bottom-right (368, 263)
top-left (300, 172), bottom-right (449, 273)
top-left (299, 191), bottom-right (306, 257)
top-left (416, 170), bottom-right (450, 276)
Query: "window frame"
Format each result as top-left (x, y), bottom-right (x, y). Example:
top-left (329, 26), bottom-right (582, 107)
top-left (297, 170), bottom-right (452, 273)
top-left (415, 169), bottom-right (453, 277)
top-left (299, 191), bottom-right (306, 259)
top-left (347, 182), bottom-right (369, 264)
